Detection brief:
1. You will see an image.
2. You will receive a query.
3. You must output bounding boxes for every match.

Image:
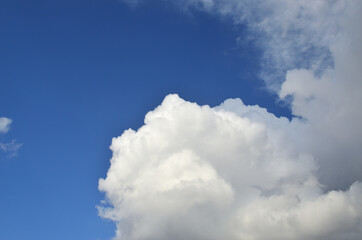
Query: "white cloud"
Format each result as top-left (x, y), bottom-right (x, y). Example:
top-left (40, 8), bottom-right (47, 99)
top-left (99, 94), bottom-right (362, 240)
top-left (101, 0), bottom-right (362, 238)
top-left (0, 117), bottom-right (12, 133)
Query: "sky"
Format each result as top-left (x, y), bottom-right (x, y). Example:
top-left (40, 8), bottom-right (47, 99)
top-left (1, 1), bottom-right (362, 240)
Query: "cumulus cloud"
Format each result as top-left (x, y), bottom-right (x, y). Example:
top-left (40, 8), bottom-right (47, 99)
top-left (99, 94), bottom-right (362, 240)
top-left (100, 0), bottom-right (362, 239)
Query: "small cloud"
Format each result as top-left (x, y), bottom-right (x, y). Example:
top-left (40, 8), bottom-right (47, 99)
top-left (0, 117), bottom-right (12, 133)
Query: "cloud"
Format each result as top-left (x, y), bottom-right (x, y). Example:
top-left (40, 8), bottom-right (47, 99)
top-left (0, 117), bottom-right (12, 133)
top-left (100, 0), bottom-right (362, 239)
top-left (99, 94), bottom-right (362, 240)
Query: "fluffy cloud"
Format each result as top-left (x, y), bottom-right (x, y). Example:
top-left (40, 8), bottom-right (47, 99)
top-left (99, 94), bottom-right (362, 240)
top-left (0, 117), bottom-right (12, 133)
top-left (100, 0), bottom-right (362, 239)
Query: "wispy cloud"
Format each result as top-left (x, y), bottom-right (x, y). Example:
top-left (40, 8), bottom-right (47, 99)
top-left (0, 140), bottom-right (22, 158)
top-left (121, 0), bottom-right (345, 89)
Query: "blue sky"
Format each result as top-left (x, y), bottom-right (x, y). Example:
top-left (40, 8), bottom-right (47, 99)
top-left (2, 1), bottom-right (362, 240)
top-left (0, 1), bottom-right (290, 239)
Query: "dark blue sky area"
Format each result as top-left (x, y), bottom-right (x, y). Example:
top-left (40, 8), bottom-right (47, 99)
top-left (0, 0), bottom-right (291, 239)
